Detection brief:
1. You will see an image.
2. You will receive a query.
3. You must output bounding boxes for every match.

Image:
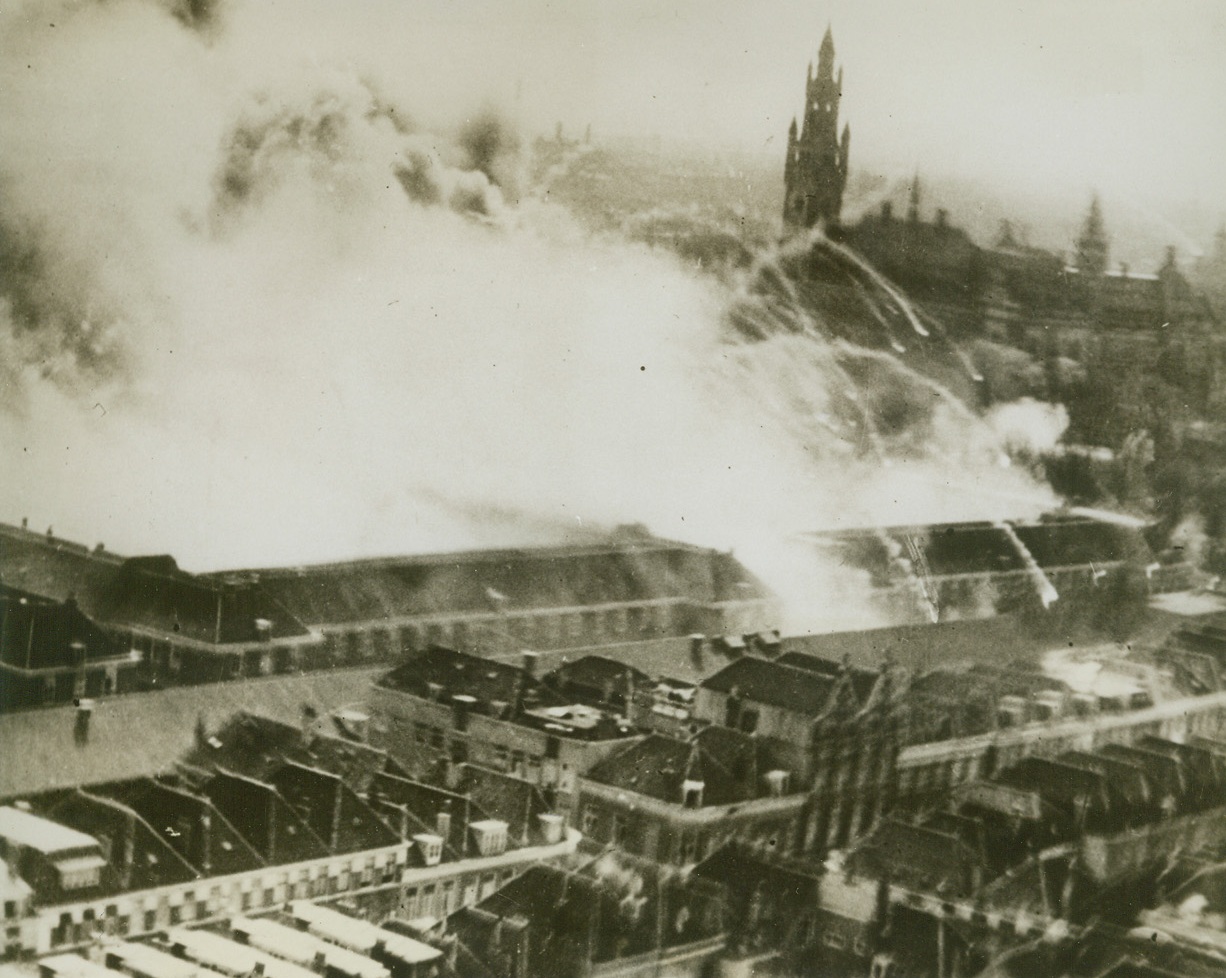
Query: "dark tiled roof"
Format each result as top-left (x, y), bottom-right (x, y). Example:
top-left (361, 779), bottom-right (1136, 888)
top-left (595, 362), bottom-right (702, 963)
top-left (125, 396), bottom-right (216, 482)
top-left (235, 541), bottom-right (767, 626)
top-left (0, 584), bottom-right (124, 669)
top-left (452, 765), bottom-right (550, 844)
top-left (377, 646), bottom-right (562, 709)
top-left (268, 761), bottom-right (398, 854)
top-left (800, 514), bottom-right (1153, 583)
top-left (848, 819), bottom-right (982, 897)
top-left (775, 651), bottom-right (880, 703)
top-left (699, 656), bottom-right (836, 716)
top-left (1012, 518), bottom-right (1150, 569)
top-left (584, 725), bottom-right (763, 806)
top-left (544, 655), bottom-right (651, 693)
top-left (180, 712), bottom-right (395, 794)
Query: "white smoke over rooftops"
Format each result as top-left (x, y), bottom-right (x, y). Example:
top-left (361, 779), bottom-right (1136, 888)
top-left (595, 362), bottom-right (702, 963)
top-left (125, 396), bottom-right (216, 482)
top-left (1, 0), bottom-right (1066, 633)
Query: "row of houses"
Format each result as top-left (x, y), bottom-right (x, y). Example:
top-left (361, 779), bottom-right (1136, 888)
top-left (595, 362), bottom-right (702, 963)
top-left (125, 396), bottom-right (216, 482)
top-left (0, 710), bottom-right (578, 960)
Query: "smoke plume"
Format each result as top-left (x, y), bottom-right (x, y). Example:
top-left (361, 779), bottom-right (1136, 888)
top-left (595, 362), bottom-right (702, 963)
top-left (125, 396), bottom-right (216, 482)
top-left (1, 0), bottom-right (1061, 633)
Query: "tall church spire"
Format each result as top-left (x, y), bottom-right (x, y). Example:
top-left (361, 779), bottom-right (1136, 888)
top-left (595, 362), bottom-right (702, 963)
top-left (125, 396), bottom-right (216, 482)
top-left (783, 26), bottom-right (850, 232)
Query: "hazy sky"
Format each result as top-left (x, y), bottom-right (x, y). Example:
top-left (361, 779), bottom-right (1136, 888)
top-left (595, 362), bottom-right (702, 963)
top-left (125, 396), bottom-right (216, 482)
top-left (340, 0), bottom-right (1226, 210)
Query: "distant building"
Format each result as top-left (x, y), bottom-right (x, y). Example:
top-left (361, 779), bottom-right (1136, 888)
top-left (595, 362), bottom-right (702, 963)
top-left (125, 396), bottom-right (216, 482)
top-left (798, 513), bottom-right (1166, 626)
top-left (0, 585), bottom-right (137, 709)
top-left (811, 730), bottom-right (1226, 976)
top-left (841, 185), bottom-right (985, 314)
top-left (0, 521), bottom-right (775, 708)
top-left (782, 26), bottom-right (850, 232)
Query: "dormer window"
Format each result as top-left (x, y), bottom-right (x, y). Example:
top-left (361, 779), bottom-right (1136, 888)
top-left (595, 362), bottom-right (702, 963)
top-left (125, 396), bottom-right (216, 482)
top-left (469, 819), bottom-right (509, 857)
top-left (413, 833), bottom-right (443, 867)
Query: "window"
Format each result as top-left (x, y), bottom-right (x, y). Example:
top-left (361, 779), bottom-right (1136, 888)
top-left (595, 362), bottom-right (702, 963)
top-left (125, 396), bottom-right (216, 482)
top-left (144, 909), bottom-right (157, 932)
top-left (545, 736), bottom-right (560, 760)
top-left (2, 901), bottom-right (13, 919)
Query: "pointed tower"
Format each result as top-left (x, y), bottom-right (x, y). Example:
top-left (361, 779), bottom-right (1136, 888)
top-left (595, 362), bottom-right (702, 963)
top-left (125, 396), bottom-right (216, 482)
top-left (783, 25), bottom-right (850, 233)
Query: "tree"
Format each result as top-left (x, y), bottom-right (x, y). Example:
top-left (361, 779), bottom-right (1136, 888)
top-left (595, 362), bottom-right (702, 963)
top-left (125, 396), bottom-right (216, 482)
top-left (1075, 195), bottom-right (1109, 277)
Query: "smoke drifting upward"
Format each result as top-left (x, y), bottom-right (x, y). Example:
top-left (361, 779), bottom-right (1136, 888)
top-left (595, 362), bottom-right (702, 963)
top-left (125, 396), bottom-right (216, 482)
top-left (1, 0), bottom-right (1060, 632)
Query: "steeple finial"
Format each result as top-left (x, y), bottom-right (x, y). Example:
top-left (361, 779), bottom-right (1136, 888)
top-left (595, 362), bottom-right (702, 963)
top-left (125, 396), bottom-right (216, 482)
top-left (816, 24), bottom-right (836, 80)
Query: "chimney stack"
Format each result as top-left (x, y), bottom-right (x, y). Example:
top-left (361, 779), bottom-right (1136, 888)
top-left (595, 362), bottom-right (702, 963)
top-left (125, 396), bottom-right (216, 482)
top-left (522, 651), bottom-right (539, 678)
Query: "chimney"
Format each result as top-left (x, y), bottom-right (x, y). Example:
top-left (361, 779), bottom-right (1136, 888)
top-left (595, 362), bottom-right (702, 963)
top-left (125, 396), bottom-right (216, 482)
top-left (522, 651), bottom-right (539, 678)
top-left (119, 808), bottom-right (137, 890)
top-left (70, 641), bottom-right (87, 669)
top-left (313, 952), bottom-right (327, 972)
top-left (301, 704), bottom-right (318, 746)
top-left (537, 813), bottom-right (565, 845)
top-left (74, 700), bottom-right (93, 746)
top-left (452, 695), bottom-right (476, 732)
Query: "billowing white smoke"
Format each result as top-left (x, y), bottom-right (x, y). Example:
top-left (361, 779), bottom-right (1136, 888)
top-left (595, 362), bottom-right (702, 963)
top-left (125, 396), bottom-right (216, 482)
top-left (1, 0), bottom-right (1060, 633)
top-left (985, 397), bottom-right (1070, 458)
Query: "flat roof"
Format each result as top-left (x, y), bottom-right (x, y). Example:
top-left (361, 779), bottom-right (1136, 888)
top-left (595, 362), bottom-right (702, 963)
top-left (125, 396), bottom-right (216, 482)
top-left (0, 806), bottom-right (98, 855)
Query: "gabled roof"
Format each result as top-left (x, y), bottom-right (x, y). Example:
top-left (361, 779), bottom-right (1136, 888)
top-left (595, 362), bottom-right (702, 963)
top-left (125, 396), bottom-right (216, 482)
top-left (700, 656), bottom-right (837, 716)
top-left (377, 645), bottom-right (561, 708)
top-left (544, 655), bottom-right (651, 693)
